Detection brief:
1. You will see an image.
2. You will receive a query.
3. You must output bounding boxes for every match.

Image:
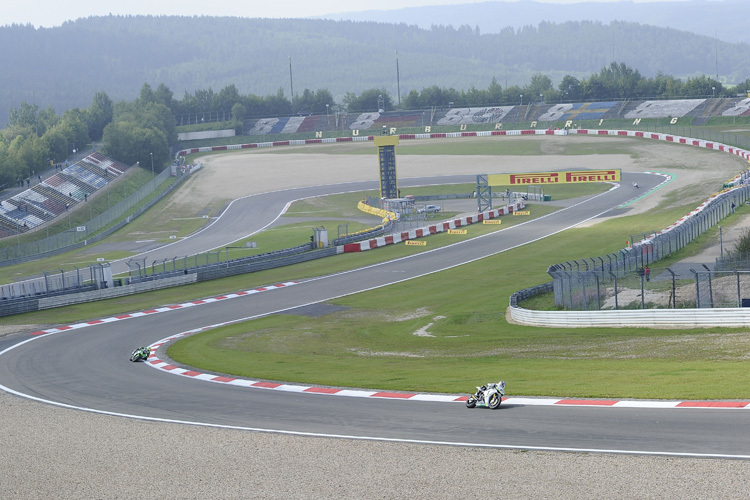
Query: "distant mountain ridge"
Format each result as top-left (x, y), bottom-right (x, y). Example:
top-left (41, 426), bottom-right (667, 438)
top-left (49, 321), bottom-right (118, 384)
top-left (1, 13), bottom-right (748, 125)
top-left (322, 0), bottom-right (749, 44)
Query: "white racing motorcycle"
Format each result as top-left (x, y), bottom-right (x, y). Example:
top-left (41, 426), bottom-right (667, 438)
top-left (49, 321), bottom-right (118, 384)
top-left (466, 380), bottom-right (505, 409)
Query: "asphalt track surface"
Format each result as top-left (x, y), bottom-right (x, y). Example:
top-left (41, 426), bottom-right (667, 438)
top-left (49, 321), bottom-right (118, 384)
top-left (2, 171), bottom-right (749, 459)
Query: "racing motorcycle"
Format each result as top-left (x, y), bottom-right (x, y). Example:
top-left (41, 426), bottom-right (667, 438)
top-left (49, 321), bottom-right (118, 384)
top-left (466, 380), bottom-right (505, 409)
top-left (130, 346), bottom-right (151, 362)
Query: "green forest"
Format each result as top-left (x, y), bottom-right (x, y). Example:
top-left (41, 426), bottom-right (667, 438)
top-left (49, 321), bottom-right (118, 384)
top-left (2, 15), bottom-right (749, 123)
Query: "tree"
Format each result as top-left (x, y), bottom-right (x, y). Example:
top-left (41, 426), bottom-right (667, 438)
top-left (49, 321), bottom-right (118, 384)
top-left (8, 103), bottom-right (39, 130)
top-left (342, 88), bottom-right (393, 112)
top-left (216, 84), bottom-right (241, 113)
top-left (35, 106), bottom-right (59, 137)
top-left (138, 83), bottom-right (156, 105)
top-left (154, 83), bottom-right (175, 112)
top-left (60, 109), bottom-right (91, 153)
top-left (231, 103), bottom-right (247, 122)
top-left (487, 77), bottom-right (503, 104)
top-left (525, 73), bottom-right (554, 102)
top-left (558, 75), bottom-right (583, 102)
top-left (42, 127), bottom-right (69, 164)
top-left (102, 120), bottom-right (167, 170)
top-left (684, 75), bottom-right (723, 97)
top-left (402, 89), bottom-right (421, 109)
top-left (86, 91), bottom-right (113, 141)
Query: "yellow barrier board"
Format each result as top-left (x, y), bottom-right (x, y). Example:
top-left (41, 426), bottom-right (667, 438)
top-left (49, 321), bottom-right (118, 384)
top-left (482, 220), bottom-right (502, 225)
top-left (448, 229), bottom-right (467, 234)
top-left (513, 211), bottom-right (531, 216)
top-left (405, 240), bottom-right (427, 246)
top-left (489, 169), bottom-right (620, 186)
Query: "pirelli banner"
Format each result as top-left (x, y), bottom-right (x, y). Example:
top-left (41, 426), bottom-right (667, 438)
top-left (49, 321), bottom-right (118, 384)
top-left (488, 169), bottom-right (621, 186)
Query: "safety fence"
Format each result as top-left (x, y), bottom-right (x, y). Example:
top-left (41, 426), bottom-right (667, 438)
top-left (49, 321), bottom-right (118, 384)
top-left (547, 186), bottom-right (750, 310)
top-left (124, 243), bottom-right (315, 283)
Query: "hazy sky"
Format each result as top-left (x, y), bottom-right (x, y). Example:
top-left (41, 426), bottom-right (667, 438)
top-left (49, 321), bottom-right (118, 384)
top-left (3, 0), bottom-right (682, 28)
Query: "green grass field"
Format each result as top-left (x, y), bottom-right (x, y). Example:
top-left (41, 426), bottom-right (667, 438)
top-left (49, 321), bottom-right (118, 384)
top-left (167, 196), bottom-right (750, 400)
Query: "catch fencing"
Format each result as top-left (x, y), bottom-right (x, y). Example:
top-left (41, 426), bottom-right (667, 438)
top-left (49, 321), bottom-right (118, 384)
top-left (547, 186), bottom-right (750, 310)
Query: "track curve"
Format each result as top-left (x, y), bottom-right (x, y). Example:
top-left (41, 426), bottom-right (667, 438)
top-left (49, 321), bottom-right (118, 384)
top-left (3, 170), bottom-right (749, 458)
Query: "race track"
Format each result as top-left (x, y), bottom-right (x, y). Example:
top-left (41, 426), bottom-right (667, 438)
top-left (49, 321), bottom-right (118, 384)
top-left (3, 167), bottom-right (749, 460)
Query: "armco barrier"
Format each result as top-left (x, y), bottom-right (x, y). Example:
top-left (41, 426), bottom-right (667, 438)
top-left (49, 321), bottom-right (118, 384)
top-left (196, 247), bottom-right (338, 282)
top-left (37, 274), bottom-right (198, 310)
top-left (509, 305), bottom-right (750, 328)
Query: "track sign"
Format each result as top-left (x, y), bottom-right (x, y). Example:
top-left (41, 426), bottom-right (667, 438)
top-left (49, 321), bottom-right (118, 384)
top-left (76, 226), bottom-right (86, 232)
top-left (483, 220), bottom-right (502, 225)
top-left (448, 229), bottom-right (467, 234)
top-left (513, 211), bottom-right (531, 216)
top-left (406, 240), bottom-right (427, 246)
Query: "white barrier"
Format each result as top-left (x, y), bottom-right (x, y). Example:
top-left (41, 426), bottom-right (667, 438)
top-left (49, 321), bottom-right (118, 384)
top-left (510, 305), bottom-right (750, 328)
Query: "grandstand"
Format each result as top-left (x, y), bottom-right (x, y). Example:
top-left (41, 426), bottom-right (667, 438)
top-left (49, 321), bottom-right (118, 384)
top-left (538, 102), bottom-right (619, 122)
top-left (438, 107), bottom-right (514, 126)
top-left (230, 97), bottom-right (750, 139)
top-left (624, 99), bottom-right (704, 119)
top-left (722, 97), bottom-right (750, 117)
top-left (0, 153), bottom-right (129, 239)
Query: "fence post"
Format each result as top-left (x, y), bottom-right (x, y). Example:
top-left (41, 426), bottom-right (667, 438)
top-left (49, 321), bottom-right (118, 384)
top-left (609, 271), bottom-right (618, 310)
top-left (691, 270), bottom-right (700, 308)
top-left (703, 264), bottom-right (714, 308)
top-left (736, 270), bottom-right (741, 308)
top-left (666, 268), bottom-right (676, 309)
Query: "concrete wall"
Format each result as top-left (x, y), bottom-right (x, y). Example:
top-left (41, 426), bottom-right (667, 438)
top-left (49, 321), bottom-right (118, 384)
top-left (177, 129), bottom-right (236, 141)
top-left (510, 304), bottom-right (750, 328)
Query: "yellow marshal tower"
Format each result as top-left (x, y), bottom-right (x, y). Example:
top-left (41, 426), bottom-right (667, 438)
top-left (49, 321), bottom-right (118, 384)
top-left (374, 135), bottom-right (399, 199)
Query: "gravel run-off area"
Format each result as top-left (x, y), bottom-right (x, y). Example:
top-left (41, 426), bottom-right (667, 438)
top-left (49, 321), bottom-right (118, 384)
top-left (3, 135), bottom-right (750, 498)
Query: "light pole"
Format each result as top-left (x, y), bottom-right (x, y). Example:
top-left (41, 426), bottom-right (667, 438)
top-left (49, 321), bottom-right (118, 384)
top-left (712, 86), bottom-right (716, 98)
top-left (520, 94), bottom-right (523, 106)
top-left (719, 224), bottom-right (724, 259)
top-left (395, 49), bottom-right (401, 109)
top-left (149, 152), bottom-right (154, 176)
top-left (288, 56), bottom-right (295, 115)
top-left (540, 93), bottom-right (544, 104)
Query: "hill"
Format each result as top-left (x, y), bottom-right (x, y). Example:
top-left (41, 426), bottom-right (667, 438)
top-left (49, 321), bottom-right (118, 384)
top-left (323, 0), bottom-right (750, 45)
top-left (1, 14), bottom-right (749, 123)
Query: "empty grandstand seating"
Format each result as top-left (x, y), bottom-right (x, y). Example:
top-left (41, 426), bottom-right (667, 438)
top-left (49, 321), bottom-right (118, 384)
top-left (722, 98), bottom-right (750, 117)
top-left (350, 113), bottom-right (380, 130)
top-left (538, 102), bottom-right (618, 122)
top-left (625, 99), bottom-right (704, 119)
top-left (437, 107), bottom-right (513, 126)
top-left (246, 118), bottom-right (279, 135)
top-left (0, 152), bottom-right (128, 237)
